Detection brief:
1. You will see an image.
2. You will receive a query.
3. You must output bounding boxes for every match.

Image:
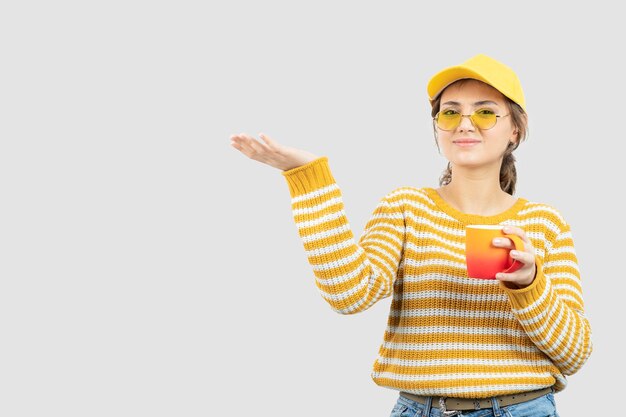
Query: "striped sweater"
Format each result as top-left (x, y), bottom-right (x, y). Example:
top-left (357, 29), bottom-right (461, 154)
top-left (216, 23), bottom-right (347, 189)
top-left (282, 156), bottom-right (592, 398)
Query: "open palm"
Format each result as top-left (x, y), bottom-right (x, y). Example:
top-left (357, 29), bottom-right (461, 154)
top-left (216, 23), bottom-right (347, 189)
top-left (230, 133), bottom-right (319, 171)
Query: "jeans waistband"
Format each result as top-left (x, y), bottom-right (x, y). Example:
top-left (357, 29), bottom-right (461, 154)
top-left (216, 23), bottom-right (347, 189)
top-left (399, 387), bottom-right (553, 411)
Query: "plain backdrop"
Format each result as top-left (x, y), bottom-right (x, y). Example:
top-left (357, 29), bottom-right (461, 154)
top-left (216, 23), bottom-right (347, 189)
top-left (0, 1), bottom-right (621, 416)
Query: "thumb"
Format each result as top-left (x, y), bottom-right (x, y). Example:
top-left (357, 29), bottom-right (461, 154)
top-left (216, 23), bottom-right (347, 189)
top-left (259, 132), bottom-right (277, 146)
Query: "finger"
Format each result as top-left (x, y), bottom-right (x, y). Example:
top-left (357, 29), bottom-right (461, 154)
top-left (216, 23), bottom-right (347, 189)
top-left (259, 133), bottom-right (276, 148)
top-left (509, 249), bottom-right (535, 266)
top-left (495, 264), bottom-right (536, 287)
top-left (492, 237), bottom-right (520, 250)
top-left (236, 133), bottom-right (262, 148)
top-left (502, 225), bottom-right (531, 244)
top-left (231, 134), bottom-right (259, 157)
top-left (246, 135), bottom-right (269, 155)
top-left (230, 133), bottom-right (250, 146)
top-left (230, 134), bottom-right (245, 147)
top-left (494, 272), bottom-right (525, 286)
top-left (232, 142), bottom-right (255, 158)
top-left (495, 271), bottom-right (515, 282)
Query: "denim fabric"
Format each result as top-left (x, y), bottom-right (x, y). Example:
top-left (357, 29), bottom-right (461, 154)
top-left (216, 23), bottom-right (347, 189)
top-left (389, 392), bottom-right (559, 417)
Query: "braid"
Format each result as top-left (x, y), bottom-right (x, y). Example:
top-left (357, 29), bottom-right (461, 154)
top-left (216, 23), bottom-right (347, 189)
top-left (500, 142), bottom-right (519, 195)
top-left (439, 162), bottom-right (452, 186)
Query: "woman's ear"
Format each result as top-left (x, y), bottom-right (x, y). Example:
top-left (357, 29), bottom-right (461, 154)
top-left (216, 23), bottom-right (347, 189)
top-left (514, 113), bottom-right (529, 144)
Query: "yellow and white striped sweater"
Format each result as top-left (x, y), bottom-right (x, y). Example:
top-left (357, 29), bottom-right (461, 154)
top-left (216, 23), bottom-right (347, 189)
top-left (282, 156), bottom-right (592, 398)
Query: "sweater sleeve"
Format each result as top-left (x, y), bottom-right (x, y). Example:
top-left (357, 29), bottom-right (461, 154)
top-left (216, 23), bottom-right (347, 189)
top-left (282, 157), bottom-right (405, 314)
top-left (502, 222), bottom-right (593, 375)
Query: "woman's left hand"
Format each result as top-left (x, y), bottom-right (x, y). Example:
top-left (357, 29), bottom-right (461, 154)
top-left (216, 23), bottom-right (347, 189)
top-left (492, 225), bottom-right (537, 288)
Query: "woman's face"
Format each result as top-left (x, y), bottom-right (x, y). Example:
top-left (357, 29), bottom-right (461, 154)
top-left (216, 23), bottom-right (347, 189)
top-left (436, 79), bottom-right (517, 171)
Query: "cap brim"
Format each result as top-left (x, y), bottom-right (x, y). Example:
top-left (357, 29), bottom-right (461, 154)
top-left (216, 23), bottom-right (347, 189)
top-left (427, 65), bottom-right (491, 102)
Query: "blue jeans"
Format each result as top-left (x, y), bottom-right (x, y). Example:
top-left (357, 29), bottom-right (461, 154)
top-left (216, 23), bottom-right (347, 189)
top-left (389, 392), bottom-right (559, 417)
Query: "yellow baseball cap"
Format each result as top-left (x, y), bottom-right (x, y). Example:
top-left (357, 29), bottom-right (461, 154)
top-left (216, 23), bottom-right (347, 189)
top-left (427, 54), bottom-right (526, 111)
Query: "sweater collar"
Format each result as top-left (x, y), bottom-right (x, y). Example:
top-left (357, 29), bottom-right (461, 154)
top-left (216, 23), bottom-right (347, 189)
top-left (424, 187), bottom-right (528, 225)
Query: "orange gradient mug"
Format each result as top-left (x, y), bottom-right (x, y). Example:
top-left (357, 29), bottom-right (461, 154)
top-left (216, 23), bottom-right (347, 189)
top-left (465, 225), bottom-right (524, 279)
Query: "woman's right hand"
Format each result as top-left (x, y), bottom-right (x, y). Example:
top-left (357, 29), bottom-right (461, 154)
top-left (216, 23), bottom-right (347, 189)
top-left (230, 133), bottom-right (319, 172)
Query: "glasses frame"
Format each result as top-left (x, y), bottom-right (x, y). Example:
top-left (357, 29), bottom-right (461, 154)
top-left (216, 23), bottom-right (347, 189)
top-left (433, 111), bottom-right (510, 131)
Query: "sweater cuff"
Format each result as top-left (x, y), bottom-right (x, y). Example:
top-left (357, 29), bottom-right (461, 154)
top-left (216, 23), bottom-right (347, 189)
top-left (501, 256), bottom-right (548, 310)
top-left (281, 156), bottom-right (335, 198)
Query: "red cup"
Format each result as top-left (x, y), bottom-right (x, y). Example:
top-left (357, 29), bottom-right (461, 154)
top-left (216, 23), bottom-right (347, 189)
top-left (465, 225), bottom-right (524, 279)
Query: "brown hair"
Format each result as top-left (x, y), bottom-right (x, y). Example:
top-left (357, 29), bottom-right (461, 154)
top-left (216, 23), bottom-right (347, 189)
top-left (430, 80), bottom-right (528, 195)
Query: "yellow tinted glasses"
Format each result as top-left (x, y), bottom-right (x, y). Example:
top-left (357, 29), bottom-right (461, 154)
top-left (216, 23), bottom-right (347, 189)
top-left (434, 109), bottom-right (510, 131)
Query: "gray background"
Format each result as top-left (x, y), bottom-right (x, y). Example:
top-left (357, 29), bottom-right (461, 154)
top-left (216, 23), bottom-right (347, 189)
top-left (1, 1), bottom-right (620, 416)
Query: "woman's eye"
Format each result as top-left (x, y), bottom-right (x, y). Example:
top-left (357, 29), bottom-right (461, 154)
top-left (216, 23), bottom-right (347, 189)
top-left (475, 108), bottom-right (495, 115)
top-left (441, 109), bottom-right (459, 116)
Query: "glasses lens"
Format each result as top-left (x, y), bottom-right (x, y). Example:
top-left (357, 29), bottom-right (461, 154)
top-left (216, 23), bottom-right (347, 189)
top-left (436, 112), bottom-right (461, 130)
top-left (470, 110), bottom-right (497, 129)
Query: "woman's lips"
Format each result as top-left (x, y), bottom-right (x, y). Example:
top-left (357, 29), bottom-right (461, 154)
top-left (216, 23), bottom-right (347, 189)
top-left (453, 139), bottom-right (481, 147)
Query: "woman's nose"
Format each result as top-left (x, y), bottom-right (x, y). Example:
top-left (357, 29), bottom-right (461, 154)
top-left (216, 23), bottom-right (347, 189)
top-left (457, 114), bottom-right (475, 131)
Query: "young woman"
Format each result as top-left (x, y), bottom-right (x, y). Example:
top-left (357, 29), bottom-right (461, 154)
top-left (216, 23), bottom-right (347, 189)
top-left (230, 54), bottom-right (592, 417)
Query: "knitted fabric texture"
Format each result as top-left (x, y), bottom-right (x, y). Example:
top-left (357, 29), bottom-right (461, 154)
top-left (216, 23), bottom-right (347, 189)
top-left (282, 156), bottom-right (592, 398)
